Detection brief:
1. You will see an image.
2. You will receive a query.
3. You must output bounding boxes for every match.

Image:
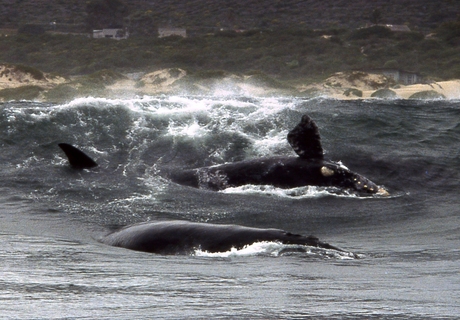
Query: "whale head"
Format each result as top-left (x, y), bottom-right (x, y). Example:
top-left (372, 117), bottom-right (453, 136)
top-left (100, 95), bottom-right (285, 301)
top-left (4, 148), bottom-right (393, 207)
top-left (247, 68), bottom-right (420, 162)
top-left (320, 162), bottom-right (389, 196)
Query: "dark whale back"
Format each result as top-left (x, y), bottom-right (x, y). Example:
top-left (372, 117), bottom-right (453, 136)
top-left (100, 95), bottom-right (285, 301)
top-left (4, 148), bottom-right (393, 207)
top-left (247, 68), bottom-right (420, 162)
top-left (101, 220), bottom-right (342, 255)
top-left (167, 156), bottom-right (315, 190)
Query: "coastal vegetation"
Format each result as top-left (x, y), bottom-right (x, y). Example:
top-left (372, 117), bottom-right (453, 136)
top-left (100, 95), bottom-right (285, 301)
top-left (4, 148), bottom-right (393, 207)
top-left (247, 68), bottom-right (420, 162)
top-left (0, 85), bottom-right (44, 100)
top-left (371, 88), bottom-right (398, 98)
top-left (344, 88), bottom-right (363, 98)
top-left (1, 0), bottom-right (457, 35)
top-left (1, 22), bottom-right (460, 83)
top-left (1, 0), bottom-right (459, 83)
top-left (408, 90), bottom-right (445, 99)
top-left (1, 0), bottom-right (459, 101)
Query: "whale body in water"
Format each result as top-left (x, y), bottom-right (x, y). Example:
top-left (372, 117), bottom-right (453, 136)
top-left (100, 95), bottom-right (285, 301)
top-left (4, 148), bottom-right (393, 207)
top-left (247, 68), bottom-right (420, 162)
top-left (100, 220), bottom-right (347, 255)
top-left (167, 114), bottom-right (389, 196)
top-left (58, 114), bottom-right (388, 196)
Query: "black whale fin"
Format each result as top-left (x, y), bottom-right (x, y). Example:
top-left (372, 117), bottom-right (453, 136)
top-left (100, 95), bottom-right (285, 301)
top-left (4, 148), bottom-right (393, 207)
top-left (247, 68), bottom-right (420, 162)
top-left (58, 143), bottom-right (98, 169)
top-left (287, 114), bottom-right (324, 159)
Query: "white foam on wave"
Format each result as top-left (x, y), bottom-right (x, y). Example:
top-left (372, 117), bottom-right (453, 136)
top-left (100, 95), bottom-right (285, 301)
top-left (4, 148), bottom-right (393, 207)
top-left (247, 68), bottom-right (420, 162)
top-left (251, 129), bottom-right (289, 155)
top-left (3, 101), bottom-right (64, 124)
top-left (51, 95), bottom-right (318, 160)
top-left (59, 96), bottom-right (291, 126)
top-left (62, 96), bottom-right (137, 108)
top-left (194, 241), bottom-right (284, 258)
top-left (142, 96), bottom-right (297, 157)
top-left (194, 241), bottom-right (358, 259)
top-left (167, 120), bottom-right (210, 138)
top-left (221, 184), bottom-right (355, 199)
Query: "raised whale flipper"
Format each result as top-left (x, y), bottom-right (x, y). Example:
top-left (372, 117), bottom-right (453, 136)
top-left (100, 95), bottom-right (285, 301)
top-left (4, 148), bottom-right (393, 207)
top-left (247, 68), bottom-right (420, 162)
top-left (287, 114), bottom-right (323, 160)
top-left (58, 143), bottom-right (98, 169)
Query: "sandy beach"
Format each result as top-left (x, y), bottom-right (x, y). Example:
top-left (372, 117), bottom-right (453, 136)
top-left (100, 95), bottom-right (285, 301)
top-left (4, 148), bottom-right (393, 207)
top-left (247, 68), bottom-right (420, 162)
top-left (317, 72), bottom-right (460, 100)
top-left (107, 70), bottom-right (460, 100)
top-left (0, 64), bottom-right (66, 90)
top-left (327, 81), bottom-right (460, 100)
top-left (1, 64), bottom-right (460, 101)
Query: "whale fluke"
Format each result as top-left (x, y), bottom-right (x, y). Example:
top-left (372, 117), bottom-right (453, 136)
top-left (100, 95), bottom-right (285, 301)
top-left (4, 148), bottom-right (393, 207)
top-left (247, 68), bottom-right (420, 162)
top-left (58, 143), bottom-right (98, 169)
top-left (287, 114), bottom-right (323, 160)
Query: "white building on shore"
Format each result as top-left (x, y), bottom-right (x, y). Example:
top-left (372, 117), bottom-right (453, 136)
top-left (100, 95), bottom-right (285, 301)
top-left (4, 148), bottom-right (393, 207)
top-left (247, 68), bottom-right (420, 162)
top-left (93, 28), bottom-right (128, 40)
top-left (158, 27), bottom-right (186, 38)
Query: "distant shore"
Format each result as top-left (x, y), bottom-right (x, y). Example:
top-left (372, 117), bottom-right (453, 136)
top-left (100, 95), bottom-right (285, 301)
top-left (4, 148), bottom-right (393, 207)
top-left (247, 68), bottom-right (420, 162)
top-left (329, 80), bottom-right (460, 100)
top-left (1, 64), bottom-right (459, 102)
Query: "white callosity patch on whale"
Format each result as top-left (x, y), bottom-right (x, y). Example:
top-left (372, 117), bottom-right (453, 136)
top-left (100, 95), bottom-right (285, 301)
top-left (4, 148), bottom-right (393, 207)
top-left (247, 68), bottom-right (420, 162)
top-left (336, 160), bottom-right (350, 170)
top-left (197, 168), bottom-right (229, 190)
top-left (320, 166), bottom-right (335, 177)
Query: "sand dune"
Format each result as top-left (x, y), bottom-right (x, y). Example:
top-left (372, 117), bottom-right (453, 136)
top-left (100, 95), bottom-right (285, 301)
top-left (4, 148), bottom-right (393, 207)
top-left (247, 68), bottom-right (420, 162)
top-left (2, 64), bottom-right (460, 101)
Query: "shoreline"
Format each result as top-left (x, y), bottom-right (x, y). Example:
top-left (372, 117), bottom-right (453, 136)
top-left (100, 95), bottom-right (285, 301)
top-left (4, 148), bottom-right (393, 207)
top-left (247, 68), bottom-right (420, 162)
top-left (1, 65), bottom-right (460, 102)
top-left (327, 80), bottom-right (460, 100)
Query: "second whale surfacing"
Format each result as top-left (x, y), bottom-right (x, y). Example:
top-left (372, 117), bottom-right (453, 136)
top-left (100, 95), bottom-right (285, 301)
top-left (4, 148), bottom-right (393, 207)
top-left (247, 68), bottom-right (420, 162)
top-left (100, 220), bottom-right (349, 255)
top-left (168, 114), bottom-right (389, 196)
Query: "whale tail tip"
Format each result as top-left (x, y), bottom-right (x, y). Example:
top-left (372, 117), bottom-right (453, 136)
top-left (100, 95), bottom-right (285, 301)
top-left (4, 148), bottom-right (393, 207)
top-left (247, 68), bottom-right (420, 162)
top-left (58, 143), bottom-right (98, 169)
top-left (287, 114), bottom-right (324, 160)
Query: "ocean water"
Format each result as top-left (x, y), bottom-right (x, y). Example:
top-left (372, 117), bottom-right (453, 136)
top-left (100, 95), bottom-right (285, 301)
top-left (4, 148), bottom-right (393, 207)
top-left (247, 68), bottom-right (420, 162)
top-left (0, 96), bottom-right (459, 319)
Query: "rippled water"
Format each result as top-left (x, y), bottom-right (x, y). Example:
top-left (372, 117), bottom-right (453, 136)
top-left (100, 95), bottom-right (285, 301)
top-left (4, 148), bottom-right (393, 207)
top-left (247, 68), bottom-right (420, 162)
top-left (1, 96), bottom-right (459, 318)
